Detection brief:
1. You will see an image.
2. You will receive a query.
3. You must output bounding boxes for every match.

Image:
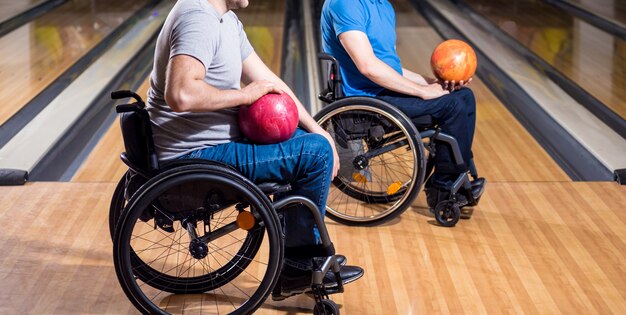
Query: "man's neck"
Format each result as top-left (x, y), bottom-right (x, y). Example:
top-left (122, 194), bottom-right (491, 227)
top-left (207, 0), bottom-right (227, 15)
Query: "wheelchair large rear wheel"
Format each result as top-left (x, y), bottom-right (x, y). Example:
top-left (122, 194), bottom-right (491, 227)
top-left (113, 164), bottom-right (283, 314)
top-left (109, 171), bottom-right (133, 240)
top-left (109, 173), bottom-right (126, 240)
top-left (315, 97), bottom-right (426, 226)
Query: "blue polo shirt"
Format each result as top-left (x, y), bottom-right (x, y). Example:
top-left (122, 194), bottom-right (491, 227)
top-left (321, 0), bottom-right (402, 96)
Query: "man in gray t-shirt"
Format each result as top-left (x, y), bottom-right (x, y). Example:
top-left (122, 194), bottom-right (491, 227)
top-left (146, 0), bottom-right (363, 300)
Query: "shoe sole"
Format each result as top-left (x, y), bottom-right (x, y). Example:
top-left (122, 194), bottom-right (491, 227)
top-left (271, 271), bottom-right (364, 301)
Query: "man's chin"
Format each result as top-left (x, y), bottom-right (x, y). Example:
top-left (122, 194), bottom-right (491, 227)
top-left (230, 0), bottom-right (249, 10)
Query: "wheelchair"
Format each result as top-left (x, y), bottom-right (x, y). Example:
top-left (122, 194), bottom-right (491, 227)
top-left (313, 53), bottom-right (481, 227)
top-left (109, 91), bottom-right (344, 315)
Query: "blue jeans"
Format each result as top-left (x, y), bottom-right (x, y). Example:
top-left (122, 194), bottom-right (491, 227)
top-left (377, 88), bottom-right (476, 188)
top-left (180, 128), bottom-right (333, 253)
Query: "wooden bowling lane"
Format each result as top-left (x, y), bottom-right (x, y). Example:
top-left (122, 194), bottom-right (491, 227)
top-left (71, 0), bottom-right (287, 183)
top-left (0, 0), bottom-right (149, 126)
top-left (237, 0), bottom-right (286, 73)
top-left (71, 77), bottom-right (152, 182)
top-left (394, 1), bottom-right (570, 182)
top-left (1, 180), bottom-right (625, 313)
top-left (563, 0), bottom-right (626, 26)
top-left (0, 0), bottom-right (48, 23)
top-left (462, 0), bottom-right (626, 127)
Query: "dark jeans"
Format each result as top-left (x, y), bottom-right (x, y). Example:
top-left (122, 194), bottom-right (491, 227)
top-left (180, 129), bottom-right (333, 257)
top-left (377, 88), bottom-right (476, 188)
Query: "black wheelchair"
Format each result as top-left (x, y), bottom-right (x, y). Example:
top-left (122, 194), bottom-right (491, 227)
top-left (109, 91), bottom-right (344, 315)
top-left (313, 53), bottom-right (481, 227)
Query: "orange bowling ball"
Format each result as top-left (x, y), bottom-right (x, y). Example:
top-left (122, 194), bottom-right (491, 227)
top-left (430, 39), bottom-right (477, 82)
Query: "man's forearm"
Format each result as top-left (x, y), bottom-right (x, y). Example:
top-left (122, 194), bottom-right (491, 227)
top-left (362, 59), bottom-right (429, 98)
top-left (402, 67), bottom-right (434, 85)
top-left (167, 79), bottom-right (248, 113)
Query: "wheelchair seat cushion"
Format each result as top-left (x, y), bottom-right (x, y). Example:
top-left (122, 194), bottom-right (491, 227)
top-left (411, 115), bottom-right (434, 129)
top-left (257, 182), bottom-right (292, 195)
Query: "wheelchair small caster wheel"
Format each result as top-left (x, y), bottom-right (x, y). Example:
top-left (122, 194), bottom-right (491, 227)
top-left (314, 299), bottom-right (340, 315)
top-left (434, 201), bottom-right (460, 227)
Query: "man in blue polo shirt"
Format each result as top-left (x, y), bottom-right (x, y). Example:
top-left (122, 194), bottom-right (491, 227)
top-left (321, 0), bottom-right (485, 211)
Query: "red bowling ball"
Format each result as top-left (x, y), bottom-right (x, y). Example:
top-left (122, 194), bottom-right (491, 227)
top-left (238, 92), bottom-right (299, 144)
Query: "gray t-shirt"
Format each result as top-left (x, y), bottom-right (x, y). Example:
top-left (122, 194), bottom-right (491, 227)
top-left (147, 0), bottom-right (254, 160)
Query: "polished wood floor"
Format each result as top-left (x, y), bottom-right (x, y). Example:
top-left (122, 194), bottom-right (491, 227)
top-left (0, 0), bottom-right (147, 125)
top-left (1, 181), bottom-right (624, 314)
top-left (464, 0), bottom-right (626, 122)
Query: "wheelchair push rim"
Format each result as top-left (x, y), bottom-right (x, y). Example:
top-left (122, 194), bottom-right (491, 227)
top-left (113, 166), bottom-right (283, 315)
top-left (316, 98), bottom-right (426, 226)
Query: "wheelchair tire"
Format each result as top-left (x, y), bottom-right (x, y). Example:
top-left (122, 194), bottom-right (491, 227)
top-left (113, 164), bottom-right (283, 315)
top-left (315, 97), bottom-right (426, 226)
top-left (314, 299), bottom-right (340, 315)
top-left (109, 172), bottom-right (128, 241)
top-left (434, 200), bottom-right (460, 227)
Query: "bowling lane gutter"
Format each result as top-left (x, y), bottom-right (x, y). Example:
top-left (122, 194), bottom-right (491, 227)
top-left (455, 0), bottom-right (626, 140)
top-left (542, 0), bottom-right (626, 41)
top-left (0, 0), bottom-right (174, 184)
top-left (30, 33), bottom-right (157, 181)
top-left (280, 0), bottom-right (320, 114)
top-left (411, 0), bottom-right (621, 181)
top-left (0, 0), bottom-right (160, 150)
top-left (0, 0), bottom-right (67, 37)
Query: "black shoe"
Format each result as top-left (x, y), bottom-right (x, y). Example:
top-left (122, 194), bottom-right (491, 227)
top-left (425, 177), bottom-right (486, 210)
top-left (335, 254), bottom-right (348, 266)
top-left (271, 264), bottom-right (364, 301)
top-left (335, 254), bottom-right (347, 266)
top-left (467, 177), bottom-right (486, 205)
top-left (310, 254), bottom-right (347, 268)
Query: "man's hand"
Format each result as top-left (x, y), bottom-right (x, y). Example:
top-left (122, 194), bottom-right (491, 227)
top-left (316, 129), bottom-right (340, 179)
top-left (240, 80), bottom-right (283, 105)
top-left (442, 78), bottom-right (473, 92)
top-left (420, 83), bottom-right (450, 100)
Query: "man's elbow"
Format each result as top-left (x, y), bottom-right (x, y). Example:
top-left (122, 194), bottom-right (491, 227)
top-left (165, 89), bottom-right (192, 112)
top-left (357, 62), bottom-right (377, 80)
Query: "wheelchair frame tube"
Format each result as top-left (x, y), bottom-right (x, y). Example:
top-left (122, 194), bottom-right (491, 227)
top-left (363, 139), bottom-right (409, 160)
top-left (199, 222), bottom-right (239, 243)
top-left (272, 196), bottom-right (332, 248)
top-left (420, 130), bottom-right (465, 166)
top-left (273, 196), bottom-right (343, 291)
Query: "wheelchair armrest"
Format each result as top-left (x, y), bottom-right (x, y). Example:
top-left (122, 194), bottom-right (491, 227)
top-left (257, 182), bottom-right (292, 195)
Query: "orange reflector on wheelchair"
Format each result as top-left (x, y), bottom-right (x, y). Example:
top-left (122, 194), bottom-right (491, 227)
top-left (352, 173), bottom-right (368, 184)
top-left (387, 181), bottom-right (403, 195)
top-left (237, 211), bottom-right (256, 230)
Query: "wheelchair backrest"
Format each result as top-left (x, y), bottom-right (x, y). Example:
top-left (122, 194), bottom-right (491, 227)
top-left (318, 53), bottom-right (344, 103)
top-left (112, 90), bottom-right (159, 177)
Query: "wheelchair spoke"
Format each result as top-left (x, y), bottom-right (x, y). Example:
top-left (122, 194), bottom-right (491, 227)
top-left (204, 250), bottom-right (262, 294)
